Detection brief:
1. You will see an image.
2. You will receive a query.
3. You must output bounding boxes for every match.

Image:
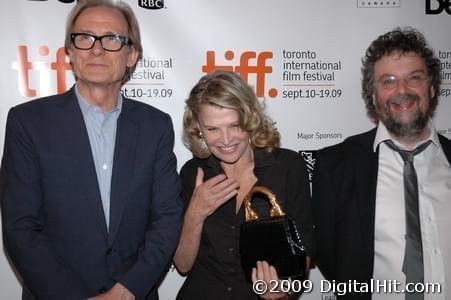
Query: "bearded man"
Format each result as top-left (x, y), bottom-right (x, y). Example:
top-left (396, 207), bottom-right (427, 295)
top-left (313, 27), bottom-right (451, 300)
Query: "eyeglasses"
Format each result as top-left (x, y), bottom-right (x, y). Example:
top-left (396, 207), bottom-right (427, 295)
top-left (376, 73), bottom-right (429, 90)
top-left (70, 33), bottom-right (132, 52)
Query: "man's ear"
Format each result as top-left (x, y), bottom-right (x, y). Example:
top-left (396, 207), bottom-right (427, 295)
top-left (430, 85), bottom-right (435, 99)
top-left (127, 46), bottom-right (139, 68)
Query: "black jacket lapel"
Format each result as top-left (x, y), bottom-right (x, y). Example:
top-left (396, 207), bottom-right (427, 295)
top-left (58, 87), bottom-right (109, 240)
top-left (108, 99), bottom-right (138, 244)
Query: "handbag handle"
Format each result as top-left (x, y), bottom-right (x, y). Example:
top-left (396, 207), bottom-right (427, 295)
top-left (243, 186), bottom-right (286, 222)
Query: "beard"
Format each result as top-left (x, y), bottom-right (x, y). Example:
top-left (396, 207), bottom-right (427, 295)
top-left (375, 92), bottom-right (431, 139)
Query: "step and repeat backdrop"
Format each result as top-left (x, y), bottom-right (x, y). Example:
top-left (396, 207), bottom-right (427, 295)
top-left (0, 0), bottom-right (450, 299)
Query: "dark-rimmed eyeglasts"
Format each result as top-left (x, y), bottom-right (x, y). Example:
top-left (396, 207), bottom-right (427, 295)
top-left (70, 33), bottom-right (132, 52)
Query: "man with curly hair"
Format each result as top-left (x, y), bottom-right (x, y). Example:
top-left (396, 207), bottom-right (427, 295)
top-left (313, 27), bottom-right (451, 299)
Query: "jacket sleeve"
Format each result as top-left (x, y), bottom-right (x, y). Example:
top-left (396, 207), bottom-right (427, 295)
top-left (311, 148), bottom-right (340, 280)
top-left (0, 107), bottom-right (88, 299)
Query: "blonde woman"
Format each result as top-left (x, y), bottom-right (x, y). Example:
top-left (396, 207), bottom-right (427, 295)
top-left (174, 70), bottom-right (312, 300)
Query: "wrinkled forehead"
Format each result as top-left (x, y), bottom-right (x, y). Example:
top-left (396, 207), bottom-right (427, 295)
top-left (73, 5), bottom-right (129, 35)
top-left (374, 51), bottom-right (427, 77)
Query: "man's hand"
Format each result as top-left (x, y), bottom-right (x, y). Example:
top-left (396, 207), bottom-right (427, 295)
top-left (88, 283), bottom-right (135, 300)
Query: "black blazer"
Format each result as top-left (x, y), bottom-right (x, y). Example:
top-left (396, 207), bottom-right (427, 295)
top-left (0, 87), bottom-right (183, 299)
top-left (312, 128), bottom-right (451, 299)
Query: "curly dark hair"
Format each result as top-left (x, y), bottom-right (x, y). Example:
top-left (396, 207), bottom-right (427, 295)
top-left (361, 27), bottom-right (441, 123)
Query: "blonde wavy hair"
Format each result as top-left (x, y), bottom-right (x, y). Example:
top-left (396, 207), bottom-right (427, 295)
top-left (183, 70), bottom-right (280, 159)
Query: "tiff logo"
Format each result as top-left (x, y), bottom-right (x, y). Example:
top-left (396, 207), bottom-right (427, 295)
top-left (426, 0), bottom-right (451, 14)
top-left (11, 45), bottom-right (72, 97)
top-left (202, 50), bottom-right (277, 98)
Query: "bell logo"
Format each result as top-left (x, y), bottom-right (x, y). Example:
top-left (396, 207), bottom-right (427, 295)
top-left (426, 0), bottom-right (451, 14)
top-left (27, 0), bottom-right (77, 3)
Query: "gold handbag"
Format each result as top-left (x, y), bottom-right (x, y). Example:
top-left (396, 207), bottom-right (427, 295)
top-left (239, 186), bottom-right (307, 280)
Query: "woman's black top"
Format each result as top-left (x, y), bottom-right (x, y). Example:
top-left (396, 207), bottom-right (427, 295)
top-left (176, 148), bottom-right (313, 300)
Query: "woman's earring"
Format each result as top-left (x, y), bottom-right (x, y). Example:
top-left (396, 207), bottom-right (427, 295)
top-left (199, 133), bottom-right (207, 149)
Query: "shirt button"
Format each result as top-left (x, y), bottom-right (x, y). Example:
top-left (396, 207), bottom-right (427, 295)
top-left (227, 287), bottom-right (232, 292)
top-left (432, 249), bottom-right (439, 254)
top-left (228, 247), bottom-right (235, 252)
top-left (102, 164), bottom-right (108, 170)
top-left (230, 225), bottom-right (236, 230)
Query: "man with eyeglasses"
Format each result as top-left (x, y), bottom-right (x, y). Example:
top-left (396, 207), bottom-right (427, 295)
top-left (313, 27), bottom-right (451, 299)
top-left (0, 1), bottom-right (182, 299)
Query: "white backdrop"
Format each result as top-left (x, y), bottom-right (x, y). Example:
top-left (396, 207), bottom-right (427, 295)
top-left (0, 0), bottom-right (450, 299)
